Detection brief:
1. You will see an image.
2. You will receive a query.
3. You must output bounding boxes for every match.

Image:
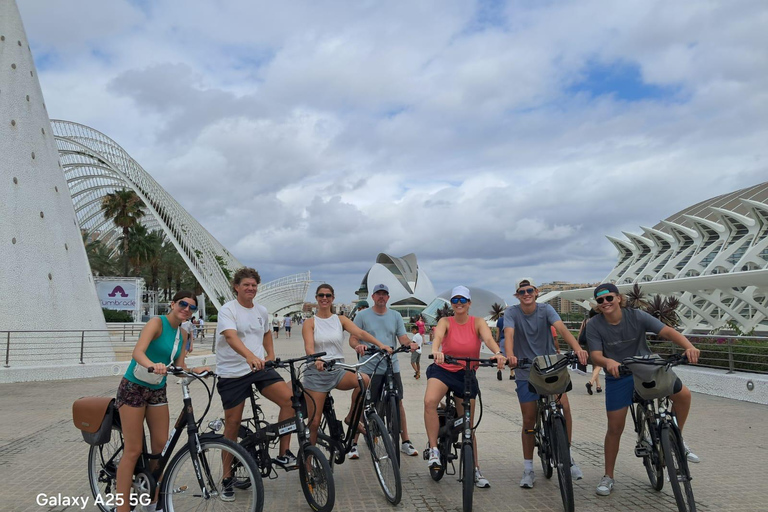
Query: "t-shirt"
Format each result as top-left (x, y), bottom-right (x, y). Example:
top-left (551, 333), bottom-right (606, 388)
top-left (503, 303), bottom-right (561, 381)
top-left (412, 333), bottom-right (423, 354)
top-left (216, 300), bottom-right (269, 378)
top-left (272, 317), bottom-right (281, 328)
top-left (284, 317), bottom-right (292, 327)
top-left (586, 308), bottom-right (665, 363)
top-left (181, 320), bottom-right (194, 339)
top-left (354, 308), bottom-right (407, 375)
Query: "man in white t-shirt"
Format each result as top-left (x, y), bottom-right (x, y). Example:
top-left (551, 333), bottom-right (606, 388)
top-left (216, 267), bottom-right (297, 486)
top-left (271, 313), bottom-right (281, 339)
top-left (197, 316), bottom-right (205, 338)
top-left (410, 324), bottom-right (423, 379)
top-left (181, 319), bottom-right (195, 353)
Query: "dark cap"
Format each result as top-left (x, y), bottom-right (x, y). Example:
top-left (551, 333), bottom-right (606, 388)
top-left (594, 283), bottom-right (620, 298)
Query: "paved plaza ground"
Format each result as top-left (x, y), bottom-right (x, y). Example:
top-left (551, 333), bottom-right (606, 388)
top-left (1, 338), bottom-right (767, 512)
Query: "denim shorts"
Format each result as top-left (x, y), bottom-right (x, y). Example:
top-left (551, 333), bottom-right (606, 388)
top-left (426, 364), bottom-right (479, 399)
top-left (515, 379), bottom-right (539, 404)
top-left (606, 374), bottom-right (684, 411)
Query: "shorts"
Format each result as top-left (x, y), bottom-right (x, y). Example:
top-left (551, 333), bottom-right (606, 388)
top-left (368, 372), bottom-right (404, 403)
top-left (410, 351), bottom-right (421, 365)
top-left (115, 377), bottom-right (168, 409)
top-left (426, 364), bottom-right (479, 399)
top-left (516, 379), bottom-right (539, 404)
top-left (606, 374), bottom-right (683, 411)
top-left (285, 326), bottom-right (291, 333)
top-left (217, 369), bottom-right (285, 410)
top-left (303, 365), bottom-right (347, 393)
top-left (273, 327), bottom-right (279, 333)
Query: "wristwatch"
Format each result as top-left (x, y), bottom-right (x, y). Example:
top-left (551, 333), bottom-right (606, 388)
top-left (494, 351), bottom-right (502, 355)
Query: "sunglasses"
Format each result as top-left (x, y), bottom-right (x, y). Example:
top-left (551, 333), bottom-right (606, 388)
top-left (596, 295), bottom-right (616, 304)
top-left (316, 293), bottom-right (334, 299)
top-left (517, 288), bottom-right (535, 295)
top-left (178, 300), bottom-right (198, 311)
top-left (450, 297), bottom-right (469, 304)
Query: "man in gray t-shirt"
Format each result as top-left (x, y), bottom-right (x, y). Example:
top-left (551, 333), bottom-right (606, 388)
top-left (586, 307), bottom-right (663, 362)
top-left (349, 284), bottom-right (419, 458)
top-left (504, 278), bottom-right (588, 489)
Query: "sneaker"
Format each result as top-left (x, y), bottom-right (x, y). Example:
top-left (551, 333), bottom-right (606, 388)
top-left (347, 444), bottom-right (359, 460)
top-left (497, 370), bottom-right (503, 381)
top-left (474, 468), bottom-right (490, 488)
top-left (221, 477), bottom-right (235, 502)
top-left (571, 460), bottom-right (583, 480)
top-left (428, 447), bottom-right (441, 469)
top-left (596, 475), bottom-right (614, 496)
top-left (519, 469), bottom-right (535, 488)
top-left (684, 442), bottom-right (700, 463)
top-left (401, 441), bottom-right (418, 456)
top-left (273, 449), bottom-right (298, 468)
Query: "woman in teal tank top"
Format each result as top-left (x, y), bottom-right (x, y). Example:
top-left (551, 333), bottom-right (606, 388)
top-left (114, 290), bottom-right (202, 512)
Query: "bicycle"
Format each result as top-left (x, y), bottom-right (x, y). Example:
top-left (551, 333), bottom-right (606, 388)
top-left (620, 354), bottom-right (696, 512)
top-left (423, 354), bottom-right (496, 512)
top-left (74, 366), bottom-right (263, 512)
top-left (317, 356), bottom-right (402, 505)
top-left (516, 352), bottom-right (580, 512)
top-left (236, 352), bottom-right (335, 512)
top-left (364, 344), bottom-right (412, 464)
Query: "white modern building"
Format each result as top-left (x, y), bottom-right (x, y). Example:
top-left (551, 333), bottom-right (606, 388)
top-left (356, 253), bottom-right (436, 318)
top-left (559, 182), bottom-right (768, 334)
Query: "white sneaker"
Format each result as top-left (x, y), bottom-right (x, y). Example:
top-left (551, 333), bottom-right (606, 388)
top-left (474, 468), bottom-right (490, 488)
top-left (571, 460), bottom-right (583, 480)
top-left (683, 442), bottom-right (700, 463)
top-left (520, 469), bottom-right (535, 488)
top-left (427, 447), bottom-right (441, 469)
top-left (347, 444), bottom-right (359, 460)
top-left (401, 440), bottom-right (418, 456)
top-left (596, 475), bottom-right (614, 496)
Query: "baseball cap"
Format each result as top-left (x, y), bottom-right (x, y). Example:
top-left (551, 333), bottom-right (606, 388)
top-left (451, 285), bottom-right (471, 300)
top-left (594, 283), bottom-right (620, 298)
top-left (515, 278), bottom-right (536, 290)
top-left (372, 283), bottom-right (389, 294)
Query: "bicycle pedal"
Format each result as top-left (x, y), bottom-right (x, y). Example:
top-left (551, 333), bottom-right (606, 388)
top-left (634, 446), bottom-right (651, 457)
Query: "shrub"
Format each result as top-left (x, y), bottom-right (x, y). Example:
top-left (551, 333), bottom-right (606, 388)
top-left (102, 308), bottom-right (133, 322)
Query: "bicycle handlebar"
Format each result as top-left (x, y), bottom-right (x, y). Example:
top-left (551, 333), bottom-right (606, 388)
top-left (365, 344), bottom-right (411, 356)
top-left (324, 356), bottom-right (381, 372)
top-left (264, 352), bottom-right (327, 369)
top-left (618, 353), bottom-right (689, 376)
top-left (514, 351), bottom-right (579, 370)
top-left (148, 365), bottom-right (214, 379)
top-left (427, 354), bottom-right (498, 367)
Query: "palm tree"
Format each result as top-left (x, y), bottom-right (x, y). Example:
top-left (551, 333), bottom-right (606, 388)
top-left (124, 223), bottom-right (158, 273)
top-left (83, 234), bottom-right (119, 276)
top-left (645, 294), bottom-right (681, 328)
top-left (435, 303), bottom-right (454, 320)
top-left (626, 283), bottom-right (648, 310)
top-left (101, 188), bottom-right (146, 276)
top-left (489, 302), bottom-right (505, 321)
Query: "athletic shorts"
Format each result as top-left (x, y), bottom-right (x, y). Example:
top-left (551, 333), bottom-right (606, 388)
top-left (273, 327), bottom-right (279, 333)
top-left (285, 326), bottom-right (291, 333)
top-left (217, 369), bottom-right (284, 410)
top-left (368, 372), bottom-right (404, 403)
top-left (516, 379), bottom-right (539, 404)
top-left (303, 365), bottom-right (347, 393)
top-left (605, 374), bottom-right (683, 412)
top-left (115, 377), bottom-right (167, 409)
top-left (426, 364), bottom-right (479, 399)
top-left (410, 351), bottom-right (421, 364)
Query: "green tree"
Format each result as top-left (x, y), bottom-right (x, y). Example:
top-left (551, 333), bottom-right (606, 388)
top-left (101, 188), bottom-right (146, 276)
top-left (489, 302), bottom-right (505, 321)
top-left (83, 233), bottom-right (118, 276)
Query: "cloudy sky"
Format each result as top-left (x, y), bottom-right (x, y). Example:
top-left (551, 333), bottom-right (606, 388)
top-left (18, 0), bottom-right (768, 304)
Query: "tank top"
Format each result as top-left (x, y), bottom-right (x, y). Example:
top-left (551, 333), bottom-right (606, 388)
top-left (438, 316), bottom-right (481, 372)
top-left (313, 314), bottom-right (345, 362)
top-left (124, 316), bottom-right (182, 389)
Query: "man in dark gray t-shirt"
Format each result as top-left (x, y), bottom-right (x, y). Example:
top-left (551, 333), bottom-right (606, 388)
top-left (586, 307), bottom-right (663, 362)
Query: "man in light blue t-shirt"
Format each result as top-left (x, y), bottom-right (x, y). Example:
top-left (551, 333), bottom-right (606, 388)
top-left (349, 284), bottom-right (419, 459)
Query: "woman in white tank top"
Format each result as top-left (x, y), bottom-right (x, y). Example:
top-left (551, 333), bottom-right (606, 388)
top-left (303, 284), bottom-right (389, 446)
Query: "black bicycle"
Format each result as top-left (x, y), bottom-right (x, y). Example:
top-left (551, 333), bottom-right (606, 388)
top-left (620, 354), bottom-right (696, 512)
top-left (364, 344), bottom-right (412, 464)
top-left (517, 352), bottom-right (579, 512)
top-left (77, 366), bottom-right (263, 512)
top-left (317, 356), bottom-right (402, 505)
top-left (237, 353), bottom-right (335, 512)
top-left (423, 354), bottom-right (496, 512)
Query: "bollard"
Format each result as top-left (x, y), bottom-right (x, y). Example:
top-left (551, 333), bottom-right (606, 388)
top-left (726, 338), bottom-right (735, 374)
top-left (4, 332), bottom-right (10, 367)
top-left (80, 331), bottom-right (86, 364)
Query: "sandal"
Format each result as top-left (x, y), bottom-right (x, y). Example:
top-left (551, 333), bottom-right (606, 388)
top-left (585, 382), bottom-right (593, 395)
top-left (596, 386), bottom-right (602, 393)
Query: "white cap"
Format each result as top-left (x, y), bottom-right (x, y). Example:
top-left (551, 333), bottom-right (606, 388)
top-left (515, 278), bottom-right (536, 290)
top-left (450, 285), bottom-right (471, 300)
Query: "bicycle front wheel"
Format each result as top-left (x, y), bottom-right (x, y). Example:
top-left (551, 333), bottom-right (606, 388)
top-left (87, 425), bottom-right (123, 512)
top-left (637, 406), bottom-right (664, 491)
top-left (162, 437), bottom-right (264, 512)
top-left (385, 394), bottom-right (401, 464)
top-left (461, 443), bottom-right (474, 512)
top-left (537, 419), bottom-right (553, 479)
top-left (553, 418), bottom-right (574, 512)
top-left (661, 425), bottom-right (696, 512)
top-left (366, 413), bottom-right (402, 504)
top-left (299, 445), bottom-right (335, 512)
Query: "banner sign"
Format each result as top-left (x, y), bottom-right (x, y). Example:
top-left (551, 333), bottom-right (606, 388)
top-left (96, 280), bottom-right (138, 311)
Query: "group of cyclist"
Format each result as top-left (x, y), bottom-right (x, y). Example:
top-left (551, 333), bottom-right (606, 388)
top-left (117, 266), bottom-right (701, 510)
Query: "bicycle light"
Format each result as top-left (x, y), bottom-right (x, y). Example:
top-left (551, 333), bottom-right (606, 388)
top-left (208, 419), bottom-right (223, 432)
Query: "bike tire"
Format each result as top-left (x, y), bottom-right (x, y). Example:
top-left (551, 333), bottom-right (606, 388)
top-left (87, 425), bottom-right (124, 512)
top-left (299, 445), bottom-right (336, 512)
top-left (162, 437), bottom-right (264, 512)
top-left (318, 408), bottom-right (345, 466)
top-left (553, 417), bottom-right (574, 512)
top-left (537, 419), bottom-right (553, 479)
top-left (661, 425), bottom-right (697, 512)
top-left (637, 406), bottom-right (664, 491)
top-left (386, 394), bottom-right (401, 465)
top-left (461, 443), bottom-right (474, 512)
top-left (366, 413), bottom-right (402, 504)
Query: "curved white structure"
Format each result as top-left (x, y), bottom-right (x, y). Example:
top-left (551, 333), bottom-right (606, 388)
top-left (255, 272), bottom-right (312, 315)
top-left (0, 2), bottom-right (106, 338)
top-left (560, 182), bottom-right (768, 333)
top-left (356, 253), bottom-right (436, 317)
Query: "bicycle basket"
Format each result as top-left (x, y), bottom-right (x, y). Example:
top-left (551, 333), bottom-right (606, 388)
top-left (624, 355), bottom-right (678, 400)
top-left (528, 354), bottom-right (571, 395)
top-left (72, 397), bottom-right (114, 445)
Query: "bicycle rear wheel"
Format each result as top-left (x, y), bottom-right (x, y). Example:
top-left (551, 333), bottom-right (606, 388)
top-left (661, 425), bottom-right (696, 512)
top-left (299, 445), bottom-right (335, 512)
top-left (366, 413), bottom-right (402, 504)
top-left (461, 443), bottom-right (474, 512)
top-left (162, 437), bottom-right (264, 512)
top-left (636, 406), bottom-right (664, 491)
top-left (385, 394), bottom-right (401, 464)
top-left (553, 417), bottom-right (574, 512)
top-left (537, 419), bottom-right (553, 479)
top-left (87, 425), bottom-right (123, 512)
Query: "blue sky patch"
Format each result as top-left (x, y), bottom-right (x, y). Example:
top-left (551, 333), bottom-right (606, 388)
top-left (568, 60), bottom-right (684, 103)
